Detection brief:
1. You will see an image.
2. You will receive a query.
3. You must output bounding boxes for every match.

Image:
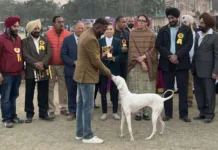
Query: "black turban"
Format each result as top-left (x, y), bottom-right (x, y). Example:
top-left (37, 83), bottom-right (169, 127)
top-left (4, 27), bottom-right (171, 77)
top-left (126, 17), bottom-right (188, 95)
top-left (165, 7), bottom-right (180, 18)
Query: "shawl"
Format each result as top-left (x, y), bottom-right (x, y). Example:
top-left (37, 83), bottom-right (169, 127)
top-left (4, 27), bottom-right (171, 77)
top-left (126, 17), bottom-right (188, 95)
top-left (128, 28), bottom-right (158, 81)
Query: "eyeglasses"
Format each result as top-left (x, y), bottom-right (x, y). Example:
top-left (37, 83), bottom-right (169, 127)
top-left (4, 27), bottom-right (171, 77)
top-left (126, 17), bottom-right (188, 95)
top-left (138, 20), bottom-right (146, 23)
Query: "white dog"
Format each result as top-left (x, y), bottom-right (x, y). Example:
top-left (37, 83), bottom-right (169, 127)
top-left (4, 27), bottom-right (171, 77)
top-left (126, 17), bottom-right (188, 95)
top-left (111, 75), bottom-right (174, 141)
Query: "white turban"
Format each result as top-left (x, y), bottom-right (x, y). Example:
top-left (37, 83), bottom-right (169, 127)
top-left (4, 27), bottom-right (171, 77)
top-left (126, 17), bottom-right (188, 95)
top-left (181, 15), bottom-right (194, 25)
top-left (26, 19), bottom-right (42, 33)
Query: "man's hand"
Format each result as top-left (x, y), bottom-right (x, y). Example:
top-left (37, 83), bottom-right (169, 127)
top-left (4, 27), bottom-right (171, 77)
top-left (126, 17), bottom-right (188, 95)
top-left (169, 54), bottom-right (179, 64)
top-left (0, 73), bottom-right (3, 85)
top-left (34, 62), bottom-right (44, 70)
top-left (212, 73), bottom-right (218, 79)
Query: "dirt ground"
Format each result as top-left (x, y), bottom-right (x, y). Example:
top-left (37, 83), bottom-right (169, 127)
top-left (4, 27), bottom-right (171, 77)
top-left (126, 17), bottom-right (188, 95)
top-left (0, 83), bottom-right (218, 150)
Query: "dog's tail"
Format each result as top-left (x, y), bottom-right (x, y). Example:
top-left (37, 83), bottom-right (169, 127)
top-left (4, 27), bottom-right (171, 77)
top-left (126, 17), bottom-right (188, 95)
top-left (162, 90), bottom-right (174, 101)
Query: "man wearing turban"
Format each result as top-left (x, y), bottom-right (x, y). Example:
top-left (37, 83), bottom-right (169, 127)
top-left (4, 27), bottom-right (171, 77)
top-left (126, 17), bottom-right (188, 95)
top-left (156, 8), bottom-right (193, 122)
top-left (192, 13), bottom-right (218, 123)
top-left (0, 16), bottom-right (24, 128)
top-left (22, 19), bottom-right (53, 123)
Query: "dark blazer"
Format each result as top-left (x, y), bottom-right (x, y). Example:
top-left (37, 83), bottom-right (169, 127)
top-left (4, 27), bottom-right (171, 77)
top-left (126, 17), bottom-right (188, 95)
top-left (61, 34), bottom-right (77, 76)
top-left (22, 35), bottom-right (52, 79)
top-left (156, 24), bottom-right (193, 71)
top-left (192, 31), bottom-right (218, 78)
top-left (98, 37), bottom-right (122, 75)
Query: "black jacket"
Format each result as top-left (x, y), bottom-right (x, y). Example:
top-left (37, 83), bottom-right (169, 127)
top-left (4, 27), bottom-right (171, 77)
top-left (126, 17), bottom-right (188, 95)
top-left (156, 24), bottom-right (193, 71)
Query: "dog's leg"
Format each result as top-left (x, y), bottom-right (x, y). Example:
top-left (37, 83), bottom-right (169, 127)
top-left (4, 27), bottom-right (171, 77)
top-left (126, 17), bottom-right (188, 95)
top-left (125, 112), bottom-right (134, 141)
top-left (120, 109), bottom-right (126, 138)
top-left (158, 116), bottom-right (165, 135)
top-left (146, 112), bottom-right (158, 140)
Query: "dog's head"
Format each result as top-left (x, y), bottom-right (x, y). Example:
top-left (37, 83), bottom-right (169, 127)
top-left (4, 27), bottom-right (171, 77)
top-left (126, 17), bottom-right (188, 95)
top-left (112, 75), bottom-right (126, 90)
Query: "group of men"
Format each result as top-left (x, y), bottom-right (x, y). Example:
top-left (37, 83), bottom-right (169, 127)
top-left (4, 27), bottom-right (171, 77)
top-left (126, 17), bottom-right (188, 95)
top-left (0, 6), bottom-right (218, 144)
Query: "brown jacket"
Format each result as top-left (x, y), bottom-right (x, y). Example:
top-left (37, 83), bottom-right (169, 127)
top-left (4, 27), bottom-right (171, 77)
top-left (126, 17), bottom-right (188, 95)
top-left (73, 29), bottom-right (111, 83)
top-left (22, 35), bottom-right (52, 79)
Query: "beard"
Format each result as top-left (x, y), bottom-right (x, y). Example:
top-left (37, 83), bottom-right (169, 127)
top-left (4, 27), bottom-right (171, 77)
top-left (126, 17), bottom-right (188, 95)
top-left (128, 24), bottom-right (134, 29)
top-left (198, 26), bottom-right (209, 33)
top-left (96, 32), bottom-right (102, 39)
top-left (169, 21), bottom-right (178, 27)
top-left (9, 28), bottom-right (18, 37)
top-left (31, 32), bottom-right (40, 38)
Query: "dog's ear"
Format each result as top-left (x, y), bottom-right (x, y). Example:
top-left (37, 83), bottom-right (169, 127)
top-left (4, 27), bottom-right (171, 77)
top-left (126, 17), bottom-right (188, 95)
top-left (117, 83), bottom-right (123, 90)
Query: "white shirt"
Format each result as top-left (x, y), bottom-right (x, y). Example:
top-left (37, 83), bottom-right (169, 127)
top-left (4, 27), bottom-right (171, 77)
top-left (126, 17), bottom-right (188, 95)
top-left (105, 37), bottom-right (113, 46)
top-left (31, 36), bottom-right (40, 54)
top-left (198, 28), bottom-right (213, 46)
top-left (74, 34), bottom-right (78, 44)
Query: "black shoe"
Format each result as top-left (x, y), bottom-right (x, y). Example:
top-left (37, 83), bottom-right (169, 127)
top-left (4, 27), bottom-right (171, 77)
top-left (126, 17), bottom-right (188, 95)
top-left (180, 117), bottom-right (191, 122)
top-left (135, 115), bottom-right (142, 121)
top-left (143, 114), bottom-right (150, 121)
top-left (39, 116), bottom-right (54, 121)
top-left (25, 118), bottom-right (32, 123)
top-left (94, 105), bottom-right (100, 109)
top-left (193, 116), bottom-right (205, 120)
top-left (12, 117), bottom-right (24, 124)
top-left (204, 119), bottom-right (213, 123)
top-left (187, 100), bottom-right (193, 107)
top-left (163, 116), bottom-right (172, 121)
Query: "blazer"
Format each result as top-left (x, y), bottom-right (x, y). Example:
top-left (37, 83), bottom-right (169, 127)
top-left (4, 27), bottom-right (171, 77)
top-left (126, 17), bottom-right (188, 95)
top-left (22, 35), bottom-right (52, 79)
top-left (192, 31), bottom-right (218, 78)
top-left (61, 34), bottom-right (77, 76)
top-left (73, 29), bottom-right (111, 83)
top-left (98, 37), bottom-right (122, 76)
top-left (156, 24), bottom-right (193, 71)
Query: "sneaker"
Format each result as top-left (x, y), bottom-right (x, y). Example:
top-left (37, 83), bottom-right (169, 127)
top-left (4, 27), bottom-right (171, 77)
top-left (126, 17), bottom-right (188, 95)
top-left (60, 110), bottom-right (69, 116)
top-left (100, 114), bottom-right (107, 120)
top-left (82, 136), bottom-right (104, 144)
top-left (12, 117), bottom-right (24, 124)
top-left (3, 121), bottom-right (14, 128)
top-left (75, 136), bottom-right (83, 140)
top-left (49, 112), bottom-right (55, 118)
top-left (113, 113), bottom-right (120, 120)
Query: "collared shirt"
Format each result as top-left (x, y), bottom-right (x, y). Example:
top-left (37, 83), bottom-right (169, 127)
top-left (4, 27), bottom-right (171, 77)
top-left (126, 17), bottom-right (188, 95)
top-left (169, 25), bottom-right (180, 54)
top-left (74, 33), bottom-right (78, 45)
top-left (105, 37), bottom-right (113, 46)
top-left (198, 28), bottom-right (213, 46)
top-left (31, 35), bottom-right (40, 54)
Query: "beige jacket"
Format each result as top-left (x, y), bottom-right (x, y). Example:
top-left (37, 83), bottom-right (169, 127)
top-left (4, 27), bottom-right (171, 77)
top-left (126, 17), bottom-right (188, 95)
top-left (73, 29), bottom-right (111, 83)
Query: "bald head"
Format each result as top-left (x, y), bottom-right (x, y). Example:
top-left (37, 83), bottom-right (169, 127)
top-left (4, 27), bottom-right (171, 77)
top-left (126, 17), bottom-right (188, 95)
top-left (74, 21), bottom-right (84, 37)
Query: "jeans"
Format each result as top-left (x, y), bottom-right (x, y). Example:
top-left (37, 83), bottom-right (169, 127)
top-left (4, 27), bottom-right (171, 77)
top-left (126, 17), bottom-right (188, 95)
top-left (76, 83), bottom-right (95, 139)
top-left (0, 75), bottom-right (21, 122)
top-left (65, 76), bottom-right (77, 113)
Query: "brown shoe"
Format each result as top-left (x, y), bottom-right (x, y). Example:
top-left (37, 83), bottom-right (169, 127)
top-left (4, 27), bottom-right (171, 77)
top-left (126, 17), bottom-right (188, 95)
top-left (60, 110), bottom-right (69, 116)
top-left (49, 112), bottom-right (55, 119)
top-left (66, 113), bottom-right (76, 121)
